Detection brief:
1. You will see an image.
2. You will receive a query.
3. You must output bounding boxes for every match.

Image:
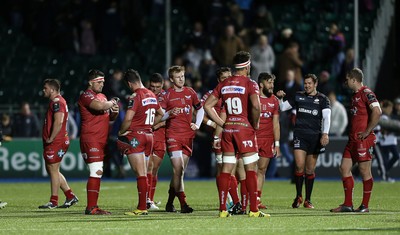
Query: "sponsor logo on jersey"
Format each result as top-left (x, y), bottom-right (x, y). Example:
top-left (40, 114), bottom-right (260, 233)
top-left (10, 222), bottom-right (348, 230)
top-left (142, 97), bottom-right (157, 106)
top-left (267, 103), bottom-right (275, 107)
top-left (355, 97), bottom-right (361, 102)
top-left (294, 138), bottom-right (300, 148)
top-left (299, 97), bottom-right (305, 100)
top-left (298, 108), bottom-right (312, 114)
top-left (221, 86), bottom-right (246, 94)
top-left (314, 98), bottom-right (319, 104)
top-left (312, 110), bottom-right (318, 116)
top-left (46, 155), bottom-right (54, 159)
top-left (185, 95), bottom-right (191, 100)
top-left (89, 148), bottom-right (99, 152)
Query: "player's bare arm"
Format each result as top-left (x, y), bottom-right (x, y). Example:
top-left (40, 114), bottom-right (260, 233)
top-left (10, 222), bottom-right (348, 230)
top-left (213, 112), bottom-right (226, 149)
top-left (204, 95), bottom-right (224, 127)
top-left (46, 112), bottom-right (64, 143)
top-left (153, 107), bottom-right (165, 127)
top-left (89, 98), bottom-right (117, 111)
top-left (273, 114), bottom-right (281, 157)
top-left (109, 103), bottom-right (119, 121)
top-left (358, 105), bottom-right (382, 140)
top-left (249, 93), bottom-right (261, 130)
top-left (119, 109), bottom-right (135, 136)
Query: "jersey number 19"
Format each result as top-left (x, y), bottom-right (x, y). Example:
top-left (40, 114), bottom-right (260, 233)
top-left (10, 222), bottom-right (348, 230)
top-left (225, 97), bottom-right (243, 114)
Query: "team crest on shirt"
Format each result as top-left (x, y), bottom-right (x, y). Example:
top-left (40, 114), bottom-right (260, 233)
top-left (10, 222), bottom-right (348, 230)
top-left (185, 95), bottom-right (191, 100)
top-left (130, 138), bottom-right (139, 148)
top-left (53, 102), bottom-right (60, 112)
top-left (57, 149), bottom-right (65, 157)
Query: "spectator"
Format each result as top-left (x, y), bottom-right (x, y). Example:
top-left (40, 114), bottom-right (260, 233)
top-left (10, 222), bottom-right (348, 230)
top-left (278, 42), bottom-right (303, 87)
top-left (79, 19), bottom-right (96, 56)
top-left (13, 102), bottom-right (41, 137)
top-left (213, 24), bottom-right (246, 66)
top-left (328, 23), bottom-right (346, 79)
top-left (103, 69), bottom-right (126, 103)
top-left (250, 4), bottom-right (275, 44)
top-left (328, 91), bottom-right (348, 136)
top-left (391, 97), bottom-right (400, 121)
top-left (376, 100), bottom-right (399, 182)
top-left (1, 113), bottom-right (13, 142)
top-left (250, 34), bottom-right (275, 80)
top-left (317, 70), bottom-right (334, 96)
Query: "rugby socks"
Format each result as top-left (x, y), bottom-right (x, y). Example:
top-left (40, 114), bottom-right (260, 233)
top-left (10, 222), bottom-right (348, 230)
top-left (64, 189), bottom-right (75, 200)
top-left (342, 176), bottom-right (354, 206)
top-left (246, 171), bottom-right (258, 212)
top-left (362, 178), bottom-right (373, 208)
top-left (295, 172), bottom-right (305, 197)
top-left (167, 186), bottom-right (175, 205)
top-left (229, 175), bottom-right (240, 204)
top-left (50, 195), bottom-right (58, 206)
top-left (137, 176), bottom-right (148, 210)
top-left (257, 190), bottom-right (262, 199)
top-left (87, 177), bottom-right (100, 209)
top-left (150, 175), bottom-right (158, 201)
top-left (305, 173), bottom-right (316, 201)
top-left (240, 179), bottom-right (248, 211)
top-left (217, 172), bottom-right (231, 211)
top-left (176, 191), bottom-right (187, 207)
top-left (147, 173), bottom-right (153, 200)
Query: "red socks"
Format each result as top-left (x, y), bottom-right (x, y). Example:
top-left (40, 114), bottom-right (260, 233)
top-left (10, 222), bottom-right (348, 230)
top-left (217, 172), bottom-right (231, 211)
top-left (137, 176), bottom-right (148, 210)
top-left (362, 178), bottom-right (373, 208)
top-left (50, 195), bottom-right (58, 206)
top-left (64, 189), bottom-right (75, 200)
top-left (147, 173), bottom-right (153, 200)
top-left (240, 179), bottom-right (248, 211)
top-left (150, 175), bottom-right (158, 201)
top-left (342, 176), bottom-right (354, 207)
top-left (246, 171), bottom-right (258, 212)
top-left (176, 191), bottom-right (187, 207)
top-left (87, 177), bottom-right (100, 209)
top-left (229, 175), bottom-right (240, 204)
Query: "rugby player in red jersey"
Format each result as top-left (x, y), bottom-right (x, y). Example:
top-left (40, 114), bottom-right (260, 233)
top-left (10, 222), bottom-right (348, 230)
top-left (39, 79), bottom-right (78, 209)
top-left (205, 51), bottom-right (269, 218)
top-left (117, 69), bottom-right (164, 215)
top-left (160, 65), bottom-right (204, 213)
top-left (331, 68), bottom-right (381, 213)
top-left (255, 73), bottom-right (281, 209)
top-left (146, 73), bottom-right (166, 210)
top-left (78, 69), bottom-right (119, 215)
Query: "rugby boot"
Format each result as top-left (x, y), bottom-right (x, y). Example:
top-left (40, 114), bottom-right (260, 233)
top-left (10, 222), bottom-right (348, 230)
top-left (248, 211), bottom-right (271, 218)
top-left (292, 196), bottom-right (303, 208)
top-left (219, 210), bottom-right (231, 218)
top-left (229, 202), bottom-right (246, 215)
top-left (38, 202), bottom-right (57, 209)
top-left (354, 204), bottom-right (369, 213)
top-left (181, 204), bottom-right (194, 213)
top-left (85, 206), bottom-right (111, 215)
top-left (330, 204), bottom-right (354, 213)
top-left (125, 209), bottom-right (149, 216)
top-left (303, 200), bottom-right (315, 209)
top-left (165, 203), bottom-right (177, 212)
top-left (58, 196), bottom-right (79, 208)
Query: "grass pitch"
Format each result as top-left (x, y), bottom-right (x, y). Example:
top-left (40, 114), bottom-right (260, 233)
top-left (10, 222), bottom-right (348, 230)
top-left (0, 179), bottom-right (399, 234)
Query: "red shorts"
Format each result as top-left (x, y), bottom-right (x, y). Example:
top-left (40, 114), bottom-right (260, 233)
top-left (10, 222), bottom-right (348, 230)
top-left (117, 131), bottom-right (153, 157)
top-left (258, 137), bottom-right (274, 158)
top-left (43, 139), bottom-right (70, 164)
top-left (80, 142), bottom-right (106, 163)
top-left (152, 140), bottom-right (166, 159)
top-left (221, 128), bottom-right (258, 154)
top-left (166, 137), bottom-right (194, 157)
top-left (343, 136), bottom-right (376, 162)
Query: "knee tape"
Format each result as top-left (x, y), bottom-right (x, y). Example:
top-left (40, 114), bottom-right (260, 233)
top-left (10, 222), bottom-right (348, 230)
top-left (88, 162), bottom-right (103, 178)
top-left (223, 155), bottom-right (237, 164)
top-left (215, 154), bottom-right (223, 164)
top-left (169, 151), bottom-right (183, 159)
top-left (243, 153), bottom-right (259, 165)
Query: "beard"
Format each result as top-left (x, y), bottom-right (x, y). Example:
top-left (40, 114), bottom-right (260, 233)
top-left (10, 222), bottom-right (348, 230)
top-left (263, 87), bottom-right (272, 97)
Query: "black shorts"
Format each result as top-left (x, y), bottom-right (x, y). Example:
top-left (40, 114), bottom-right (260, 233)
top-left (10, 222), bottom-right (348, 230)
top-left (293, 133), bottom-right (325, 155)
